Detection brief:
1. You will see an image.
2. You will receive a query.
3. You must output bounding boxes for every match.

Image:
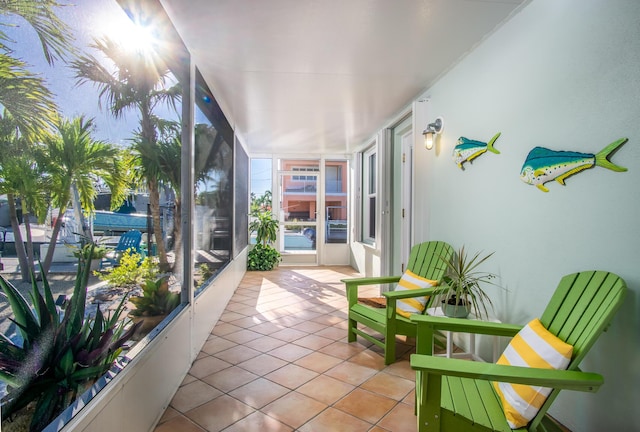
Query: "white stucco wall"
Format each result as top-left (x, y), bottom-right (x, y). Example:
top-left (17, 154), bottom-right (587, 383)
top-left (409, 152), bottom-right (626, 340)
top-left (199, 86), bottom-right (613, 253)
top-left (413, 0), bottom-right (640, 430)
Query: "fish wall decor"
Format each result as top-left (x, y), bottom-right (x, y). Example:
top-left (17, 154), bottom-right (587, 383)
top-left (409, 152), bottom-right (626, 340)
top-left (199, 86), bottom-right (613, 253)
top-left (520, 138), bottom-right (628, 192)
top-left (453, 132), bottom-right (501, 169)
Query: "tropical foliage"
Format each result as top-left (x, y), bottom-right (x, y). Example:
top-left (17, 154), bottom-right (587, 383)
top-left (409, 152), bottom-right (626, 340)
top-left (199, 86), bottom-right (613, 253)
top-left (0, 0), bottom-right (73, 138)
top-left (97, 250), bottom-right (159, 288)
top-left (248, 210), bottom-right (280, 270)
top-left (72, 36), bottom-right (181, 272)
top-left (0, 249), bottom-right (139, 431)
top-left (435, 246), bottom-right (498, 319)
top-left (129, 276), bottom-right (180, 317)
top-left (247, 243), bottom-right (281, 271)
top-left (41, 115), bottom-right (129, 273)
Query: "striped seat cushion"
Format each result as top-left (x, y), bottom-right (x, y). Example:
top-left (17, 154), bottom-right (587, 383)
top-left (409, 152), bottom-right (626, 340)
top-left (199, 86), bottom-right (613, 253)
top-left (493, 318), bottom-right (573, 429)
top-left (394, 269), bottom-right (438, 318)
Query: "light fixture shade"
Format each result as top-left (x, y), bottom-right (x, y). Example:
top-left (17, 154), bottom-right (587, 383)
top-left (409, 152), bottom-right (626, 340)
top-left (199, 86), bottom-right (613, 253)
top-left (422, 117), bottom-right (443, 150)
top-left (424, 132), bottom-right (435, 150)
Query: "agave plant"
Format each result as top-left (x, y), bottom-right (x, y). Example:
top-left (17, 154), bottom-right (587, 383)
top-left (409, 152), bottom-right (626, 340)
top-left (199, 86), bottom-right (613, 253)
top-left (0, 244), bottom-right (140, 431)
top-left (129, 276), bottom-right (180, 317)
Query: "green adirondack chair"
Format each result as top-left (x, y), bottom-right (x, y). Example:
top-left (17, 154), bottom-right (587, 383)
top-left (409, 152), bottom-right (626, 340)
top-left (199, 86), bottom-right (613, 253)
top-left (342, 240), bottom-right (454, 365)
top-left (411, 270), bottom-right (627, 432)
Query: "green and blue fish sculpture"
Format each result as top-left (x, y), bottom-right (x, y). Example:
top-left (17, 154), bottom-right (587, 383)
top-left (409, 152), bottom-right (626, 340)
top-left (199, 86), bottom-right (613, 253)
top-left (520, 138), bottom-right (628, 192)
top-left (453, 132), bottom-right (501, 169)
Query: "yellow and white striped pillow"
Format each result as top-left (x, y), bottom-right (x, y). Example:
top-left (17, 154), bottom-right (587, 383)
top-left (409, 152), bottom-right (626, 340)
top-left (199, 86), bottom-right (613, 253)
top-left (493, 318), bottom-right (573, 429)
top-left (394, 269), bottom-right (438, 318)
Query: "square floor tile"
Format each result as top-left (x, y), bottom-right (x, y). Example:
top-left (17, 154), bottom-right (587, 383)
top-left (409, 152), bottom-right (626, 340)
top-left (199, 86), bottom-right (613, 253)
top-left (170, 380), bottom-right (222, 413)
top-left (261, 392), bottom-right (327, 429)
top-left (186, 395), bottom-right (253, 431)
top-left (325, 361), bottom-right (378, 386)
top-left (268, 343), bottom-right (313, 362)
top-left (201, 366), bottom-right (259, 393)
top-left (237, 353), bottom-right (288, 376)
top-left (228, 377), bottom-right (290, 409)
top-left (318, 341), bottom-right (366, 359)
top-left (214, 345), bottom-right (261, 364)
top-left (334, 388), bottom-right (396, 424)
top-left (298, 407), bottom-right (371, 432)
top-left (294, 351), bottom-right (344, 373)
top-left (244, 335), bottom-right (287, 352)
top-left (293, 334), bottom-right (334, 350)
top-left (376, 401), bottom-right (418, 431)
top-left (360, 372), bottom-right (414, 401)
top-left (223, 411), bottom-right (293, 432)
top-left (265, 363), bottom-right (318, 389)
top-left (189, 356), bottom-right (232, 379)
top-left (296, 375), bottom-right (354, 405)
top-left (270, 327), bottom-right (307, 342)
top-left (154, 414), bottom-right (206, 432)
top-left (200, 337), bottom-right (237, 355)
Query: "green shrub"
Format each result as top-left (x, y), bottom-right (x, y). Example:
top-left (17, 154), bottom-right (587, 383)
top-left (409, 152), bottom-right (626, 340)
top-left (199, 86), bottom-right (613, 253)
top-left (247, 243), bottom-right (281, 271)
top-left (0, 249), bottom-right (139, 431)
top-left (129, 277), bottom-right (180, 317)
top-left (96, 249), bottom-right (159, 287)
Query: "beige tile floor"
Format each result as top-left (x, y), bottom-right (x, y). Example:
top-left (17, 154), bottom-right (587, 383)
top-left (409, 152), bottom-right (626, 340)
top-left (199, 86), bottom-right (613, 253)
top-left (154, 266), bottom-right (422, 432)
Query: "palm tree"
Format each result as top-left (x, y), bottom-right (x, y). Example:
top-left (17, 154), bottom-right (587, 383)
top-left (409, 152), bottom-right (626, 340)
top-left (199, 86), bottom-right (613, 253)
top-left (155, 121), bottom-right (182, 274)
top-left (0, 0), bottom-right (73, 137)
top-left (72, 36), bottom-right (180, 271)
top-left (0, 110), bottom-right (49, 279)
top-left (40, 115), bottom-right (129, 275)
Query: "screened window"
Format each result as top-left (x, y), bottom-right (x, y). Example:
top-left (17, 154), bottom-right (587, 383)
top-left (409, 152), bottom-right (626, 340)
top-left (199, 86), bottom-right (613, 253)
top-left (362, 146), bottom-right (377, 243)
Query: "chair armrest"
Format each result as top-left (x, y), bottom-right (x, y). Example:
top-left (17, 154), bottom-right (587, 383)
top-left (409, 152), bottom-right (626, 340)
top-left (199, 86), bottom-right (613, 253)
top-left (383, 286), bottom-right (445, 300)
top-left (410, 355), bottom-right (603, 393)
top-left (343, 276), bottom-right (401, 305)
top-left (411, 314), bottom-right (522, 337)
top-left (342, 276), bottom-right (401, 286)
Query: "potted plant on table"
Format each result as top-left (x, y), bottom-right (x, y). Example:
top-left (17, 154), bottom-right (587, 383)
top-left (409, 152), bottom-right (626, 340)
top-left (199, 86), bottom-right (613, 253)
top-left (435, 246), bottom-right (498, 319)
top-left (128, 276), bottom-right (180, 340)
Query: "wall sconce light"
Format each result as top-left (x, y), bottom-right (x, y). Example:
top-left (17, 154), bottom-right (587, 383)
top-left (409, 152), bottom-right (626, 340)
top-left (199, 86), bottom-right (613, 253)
top-left (422, 117), bottom-right (443, 150)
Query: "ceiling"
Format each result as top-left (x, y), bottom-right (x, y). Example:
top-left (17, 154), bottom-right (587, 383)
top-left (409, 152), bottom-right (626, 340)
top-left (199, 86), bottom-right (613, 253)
top-left (159, 0), bottom-right (528, 155)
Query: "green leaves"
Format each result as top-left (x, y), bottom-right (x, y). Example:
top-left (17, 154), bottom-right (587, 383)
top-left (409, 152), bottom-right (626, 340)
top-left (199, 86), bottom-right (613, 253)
top-left (0, 250), bottom-right (139, 430)
top-left (249, 211), bottom-right (279, 247)
top-left (437, 246), bottom-right (498, 319)
top-left (247, 244), bottom-right (281, 271)
top-left (129, 276), bottom-right (180, 317)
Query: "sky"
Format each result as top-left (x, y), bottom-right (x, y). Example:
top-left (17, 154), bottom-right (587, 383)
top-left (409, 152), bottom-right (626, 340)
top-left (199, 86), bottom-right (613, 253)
top-left (7, 0), bottom-right (272, 199)
top-left (6, 0), bottom-right (179, 146)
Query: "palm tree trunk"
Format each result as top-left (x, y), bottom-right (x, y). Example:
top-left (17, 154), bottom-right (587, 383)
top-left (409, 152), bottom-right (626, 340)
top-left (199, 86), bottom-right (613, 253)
top-left (23, 210), bottom-right (36, 276)
top-left (42, 204), bottom-right (67, 276)
top-left (72, 181), bottom-right (92, 242)
top-left (148, 179), bottom-right (168, 271)
top-left (7, 194), bottom-right (30, 281)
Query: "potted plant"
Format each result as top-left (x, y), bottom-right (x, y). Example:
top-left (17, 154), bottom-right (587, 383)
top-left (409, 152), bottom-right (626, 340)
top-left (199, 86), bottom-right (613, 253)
top-left (435, 246), bottom-right (497, 319)
top-left (248, 211), bottom-right (281, 270)
top-left (72, 242), bottom-right (108, 272)
top-left (128, 276), bottom-right (180, 339)
top-left (0, 244), bottom-right (139, 432)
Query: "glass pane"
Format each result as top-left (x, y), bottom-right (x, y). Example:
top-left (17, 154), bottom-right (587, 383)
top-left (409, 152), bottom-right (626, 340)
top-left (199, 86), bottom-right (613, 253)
top-left (325, 160), bottom-right (348, 244)
top-left (280, 173), bottom-right (317, 223)
top-left (368, 153), bottom-right (377, 193)
top-left (369, 197), bottom-right (376, 239)
top-left (250, 158), bottom-right (273, 246)
top-left (194, 71), bottom-right (234, 278)
top-left (282, 224), bottom-right (317, 251)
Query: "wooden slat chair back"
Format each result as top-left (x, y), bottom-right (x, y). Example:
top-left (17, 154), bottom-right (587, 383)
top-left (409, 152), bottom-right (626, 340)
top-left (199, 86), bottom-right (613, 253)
top-left (100, 230), bottom-right (143, 269)
top-left (343, 240), bottom-right (454, 365)
top-left (410, 270), bottom-right (627, 432)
